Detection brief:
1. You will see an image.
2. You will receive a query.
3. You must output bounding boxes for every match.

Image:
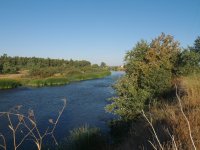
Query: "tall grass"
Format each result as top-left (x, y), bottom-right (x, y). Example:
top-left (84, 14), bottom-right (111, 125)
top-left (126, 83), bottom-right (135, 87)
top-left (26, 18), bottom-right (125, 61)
top-left (58, 125), bottom-right (107, 150)
top-left (0, 79), bottom-right (21, 89)
top-left (26, 71), bottom-right (111, 87)
top-left (66, 71), bottom-right (111, 82)
top-left (27, 77), bottom-right (69, 87)
top-left (1, 71), bottom-right (111, 88)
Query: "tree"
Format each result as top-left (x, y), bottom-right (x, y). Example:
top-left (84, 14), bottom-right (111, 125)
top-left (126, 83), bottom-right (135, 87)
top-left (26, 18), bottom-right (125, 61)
top-left (106, 33), bottom-right (181, 120)
top-left (2, 61), bottom-right (18, 74)
top-left (193, 36), bottom-right (200, 53)
top-left (100, 62), bottom-right (106, 68)
top-left (177, 36), bottom-right (200, 75)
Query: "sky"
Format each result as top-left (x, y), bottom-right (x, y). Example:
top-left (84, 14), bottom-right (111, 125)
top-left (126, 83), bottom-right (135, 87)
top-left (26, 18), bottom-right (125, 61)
top-left (0, 0), bottom-right (200, 66)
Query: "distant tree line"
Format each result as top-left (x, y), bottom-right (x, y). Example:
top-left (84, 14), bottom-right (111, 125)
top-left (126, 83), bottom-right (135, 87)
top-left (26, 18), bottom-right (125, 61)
top-left (0, 54), bottom-right (108, 78)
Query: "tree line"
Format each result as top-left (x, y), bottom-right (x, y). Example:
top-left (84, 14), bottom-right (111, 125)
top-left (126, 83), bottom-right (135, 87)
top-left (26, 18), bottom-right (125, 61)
top-left (0, 54), bottom-right (108, 78)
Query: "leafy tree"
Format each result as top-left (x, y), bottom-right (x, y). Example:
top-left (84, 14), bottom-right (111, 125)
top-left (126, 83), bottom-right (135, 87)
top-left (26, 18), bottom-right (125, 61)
top-left (177, 36), bottom-right (200, 75)
top-left (92, 64), bottom-right (99, 68)
top-left (2, 62), bottom-right (18, 74)
top-left (192, 36), bottom-right (200, 53)
top-left (100, 62), bottom-right (106, 68)
top-left (106, 33), bottom-right (181, 120)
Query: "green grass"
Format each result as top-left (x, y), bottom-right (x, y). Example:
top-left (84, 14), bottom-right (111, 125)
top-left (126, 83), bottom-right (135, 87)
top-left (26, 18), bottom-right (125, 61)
top-left (26, 77), bottom-right (69, 87)
top-left (0, 71), bottom-right (111, 88)
top-left (25, 71), bottom-right (111, 87)
top-left (0, 79), bottom-right (21, 89)
top-left (58, 125), bottom-right (106, 150)
top-left (67, 71), bottom-right (111, 82)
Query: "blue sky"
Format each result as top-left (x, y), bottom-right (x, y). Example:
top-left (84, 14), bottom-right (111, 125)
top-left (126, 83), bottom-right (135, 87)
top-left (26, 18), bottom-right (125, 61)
top-left (0, 0), bottom-right (199, 66)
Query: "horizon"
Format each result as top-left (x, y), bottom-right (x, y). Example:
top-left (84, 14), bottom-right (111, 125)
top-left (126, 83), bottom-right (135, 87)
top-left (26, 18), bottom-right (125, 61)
top-left (0, 0), bottom-right (200, 66)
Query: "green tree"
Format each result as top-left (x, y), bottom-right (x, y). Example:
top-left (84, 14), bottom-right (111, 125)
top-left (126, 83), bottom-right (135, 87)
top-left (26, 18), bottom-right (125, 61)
top-left (2, 62), bottom-right (18, 74)
top-left (177, 36), bottom-right (200, 75)
top-left (100, 62), bottom-right (106, 68)
top-left (106, 33), bottom-right (181, 120)
top-left (192, 36), bottom-right (200, 53)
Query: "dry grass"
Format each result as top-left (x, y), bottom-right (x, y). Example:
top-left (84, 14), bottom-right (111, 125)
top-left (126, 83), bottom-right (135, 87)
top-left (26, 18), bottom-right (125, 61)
top-left (0, 70), bottom-right (28, 79)
top-left (180, 74), bottom-right (200, 106)
top-left (145, 75), bottom-right (200, 150)
top-left (115, 74), bottom-right (200, 150)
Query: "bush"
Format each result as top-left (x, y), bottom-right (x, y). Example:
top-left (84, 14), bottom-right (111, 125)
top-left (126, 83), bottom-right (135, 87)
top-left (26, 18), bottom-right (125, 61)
top-left (58, 125), bottom-right (106, 150)
top-left (29, 67), bottom-right (59, 78)
top-left (106, 33), bottom-right (180, 120)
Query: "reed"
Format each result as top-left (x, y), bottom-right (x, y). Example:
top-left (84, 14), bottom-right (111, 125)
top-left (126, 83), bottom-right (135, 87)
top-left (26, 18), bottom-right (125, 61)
top-left (27, 71), bottom-right (111, 87)
top-left (27, 77), bottom-right (69, 87)
top-left (59, 125), bottom-right (106, 150)
top-left (0, 79), bottom-right (21, 89)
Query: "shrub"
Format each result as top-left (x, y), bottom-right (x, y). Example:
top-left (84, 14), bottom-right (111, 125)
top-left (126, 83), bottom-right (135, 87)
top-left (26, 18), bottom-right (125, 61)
top-left (58, 125), bottom-right (106, 150)
top-left (106, 33), bottom-right (181, 120)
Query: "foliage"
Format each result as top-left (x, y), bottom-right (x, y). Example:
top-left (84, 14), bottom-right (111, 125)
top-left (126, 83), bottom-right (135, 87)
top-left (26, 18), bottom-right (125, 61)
top-left (100, 62), bottom-right (107, 68)
top-left (0, 54), bottom-right (91, 75)
top-left (177, 36), bottom-right (200, 75)
top-left (58, 125), bottom-right (106, 150)
top-left (106, 33), bottom-right (181, 120)
top-left (22, 71), bottom-right (110, 87)
top-left (190, 36), bottom-right (200, 53)
top-left (0, 54), bottom-right (111, 89)
top-left (0, 79), bottom-right (21, 89)
top-left (27, 77), bottom-right (69, 87)
top-left (177, 49), bottom-right (200, 75)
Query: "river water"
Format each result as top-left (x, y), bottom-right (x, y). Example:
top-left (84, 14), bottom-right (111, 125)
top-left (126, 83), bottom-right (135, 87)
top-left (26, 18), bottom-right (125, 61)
top-left (0, 71), bottom-right (124, 149)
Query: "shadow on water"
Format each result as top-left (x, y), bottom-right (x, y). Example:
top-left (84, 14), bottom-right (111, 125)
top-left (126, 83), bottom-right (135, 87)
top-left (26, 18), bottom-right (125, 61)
top-left (0, 71), bottom-right (124, 149)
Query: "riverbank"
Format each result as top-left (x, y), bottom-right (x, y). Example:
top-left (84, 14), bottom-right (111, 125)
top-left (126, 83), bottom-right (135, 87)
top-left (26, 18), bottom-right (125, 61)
top-left (0, 71), bottom-right (111, 89)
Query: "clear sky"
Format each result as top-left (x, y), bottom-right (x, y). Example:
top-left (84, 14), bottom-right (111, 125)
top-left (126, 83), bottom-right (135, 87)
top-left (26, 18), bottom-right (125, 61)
top-left (0, 0), bottom-right (199, 66)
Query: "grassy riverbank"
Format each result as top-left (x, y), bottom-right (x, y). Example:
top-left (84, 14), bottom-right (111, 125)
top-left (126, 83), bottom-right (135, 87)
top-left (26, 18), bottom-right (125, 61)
top-left (0, 79), bottom-right (21, 89)
top-left (0, 71), bottom-right (111, 89)
top-left (0, 54), bottom-right (111, 89)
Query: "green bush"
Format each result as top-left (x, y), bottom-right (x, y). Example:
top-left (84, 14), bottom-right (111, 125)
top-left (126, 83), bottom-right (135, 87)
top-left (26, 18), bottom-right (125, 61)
top-left (58, 125), bottom-right (106, 150)
top-left (29, 67), bottom-right (59, 78)
top-left (106, 33), bottom-right (181, 120)
top-left (177, 49), bottom-right (200, 75)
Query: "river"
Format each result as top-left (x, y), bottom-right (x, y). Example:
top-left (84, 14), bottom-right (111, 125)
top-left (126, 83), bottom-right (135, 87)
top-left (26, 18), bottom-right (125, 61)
top-left (0, 71), bottom-right (124, 149)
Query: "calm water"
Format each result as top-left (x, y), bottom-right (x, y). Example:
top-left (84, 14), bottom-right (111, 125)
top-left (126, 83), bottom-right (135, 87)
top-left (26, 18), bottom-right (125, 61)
top-left (0, 71), bottom-right (124, 149)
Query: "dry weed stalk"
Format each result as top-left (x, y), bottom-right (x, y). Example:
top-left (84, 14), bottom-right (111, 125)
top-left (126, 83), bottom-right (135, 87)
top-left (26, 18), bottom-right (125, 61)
top-left (0, 99), bottom-right (66, 150)
top-left (142, 110), bottom-right (163, 150)
top-left (175, 84), bottom-right (196, 150)
top-left (0, 133), bottom-right (6, 150)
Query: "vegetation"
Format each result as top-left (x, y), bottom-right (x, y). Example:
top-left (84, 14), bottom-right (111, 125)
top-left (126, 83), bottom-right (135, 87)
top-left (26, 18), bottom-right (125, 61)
top-left (1, 33), bottom-right (200, 149)
top-left (0, 79), bottom-right (21, 89)
top-left (59, 125), bottom-right (107, 150)
top-left (104, 34), bottom-right (200, 149)
top-left (106, 33), bottom-right (181, 119)
top-left (0, 55), bottom-right (111, 89)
